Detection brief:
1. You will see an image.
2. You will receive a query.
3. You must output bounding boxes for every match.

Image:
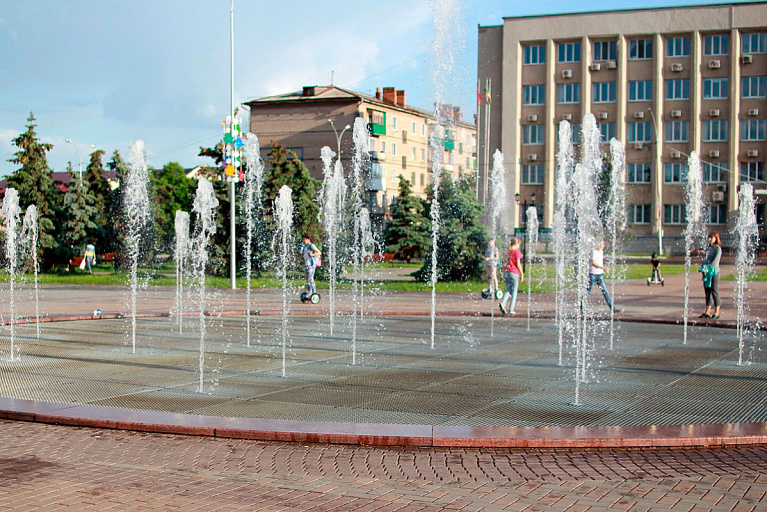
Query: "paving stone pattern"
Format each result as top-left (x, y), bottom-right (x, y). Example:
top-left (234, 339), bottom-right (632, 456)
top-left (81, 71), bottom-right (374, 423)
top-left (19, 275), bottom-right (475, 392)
top-left (2, 419), bottom-right (767, 511)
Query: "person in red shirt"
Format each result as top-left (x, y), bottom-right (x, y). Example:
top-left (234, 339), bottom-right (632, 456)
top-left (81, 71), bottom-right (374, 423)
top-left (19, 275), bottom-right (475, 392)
top-left (499, 237), bottom-right (524, 315)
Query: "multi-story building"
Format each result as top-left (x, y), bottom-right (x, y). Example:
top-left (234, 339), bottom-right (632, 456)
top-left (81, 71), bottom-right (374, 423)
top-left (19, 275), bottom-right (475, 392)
top-left (478, 2), bottom-right (767, 252)
top-left (245, 85), bottom-right (476, 229)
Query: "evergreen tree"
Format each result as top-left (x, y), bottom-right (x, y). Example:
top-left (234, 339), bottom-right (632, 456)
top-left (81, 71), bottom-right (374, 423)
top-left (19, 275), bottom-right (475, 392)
top-left (151, 162), bottom-right (196, 249)
top-left (263, 144), bottom-right (321, 241)
top-left (83, 149), bottom-right (110, 250)
top-left (106, 150), bottom-right (130, 266)
top-left (6, 112), bottom-right (62, 267)
top-left (383, 176), bottom-right (430, 262)
top-left (417, 175), bottom-right (488, 282)
top-left (60, 171), bottom-right (99, 264)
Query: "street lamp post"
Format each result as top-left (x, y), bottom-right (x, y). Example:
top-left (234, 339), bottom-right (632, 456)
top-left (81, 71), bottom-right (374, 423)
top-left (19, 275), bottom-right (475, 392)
top-left (328, 119), bottom-right (351, 157)
top-left (65, 139), bottom-right (95, 183)
top-left (514, 191), bottom-right (537, 272)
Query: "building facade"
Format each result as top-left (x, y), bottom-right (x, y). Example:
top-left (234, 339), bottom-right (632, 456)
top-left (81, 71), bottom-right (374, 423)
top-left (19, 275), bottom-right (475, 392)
top-left (478, 2), bottom-right (767, 252)
top-left (245, 86), bottom-right (476, 227)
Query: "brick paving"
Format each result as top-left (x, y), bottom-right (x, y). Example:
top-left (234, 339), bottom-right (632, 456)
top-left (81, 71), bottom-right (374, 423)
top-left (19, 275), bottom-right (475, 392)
top-left (1, 419), bottom-right (767, 511)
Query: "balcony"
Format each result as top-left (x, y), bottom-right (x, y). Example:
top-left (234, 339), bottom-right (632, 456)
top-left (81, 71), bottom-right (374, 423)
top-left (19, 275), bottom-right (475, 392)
top-left (365, 177), bottom-right (385, 191)
top-left (368, 122), bottom-right (386, 136)
top-left (443, 139), bottom-right (455, 150)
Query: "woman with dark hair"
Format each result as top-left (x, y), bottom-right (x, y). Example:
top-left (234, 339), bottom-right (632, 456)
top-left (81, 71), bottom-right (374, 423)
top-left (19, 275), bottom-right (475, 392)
top-left (699, 231), bottom-right (722, 319)
top-left (300, 233), bottom-right (321, 297)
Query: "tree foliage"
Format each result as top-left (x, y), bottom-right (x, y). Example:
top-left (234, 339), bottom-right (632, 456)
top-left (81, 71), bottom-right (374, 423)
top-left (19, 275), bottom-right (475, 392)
top-left (60, 172), bottom-right (99, 262)
top-left (151, 162), bottom-right (197, 249)
top-left (383, 176), bottom-right (430, 262)
top-left (416, 175), bottom-right (488, 282)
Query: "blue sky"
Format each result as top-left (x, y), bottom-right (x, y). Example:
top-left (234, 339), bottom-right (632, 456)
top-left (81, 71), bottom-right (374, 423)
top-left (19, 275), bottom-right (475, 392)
top-left (0, 0), bottom-right (749, 176)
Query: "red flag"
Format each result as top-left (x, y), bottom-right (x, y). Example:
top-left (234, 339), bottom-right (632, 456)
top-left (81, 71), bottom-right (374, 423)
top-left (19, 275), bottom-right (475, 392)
top-left (477, 84), bottom-right (483, 104)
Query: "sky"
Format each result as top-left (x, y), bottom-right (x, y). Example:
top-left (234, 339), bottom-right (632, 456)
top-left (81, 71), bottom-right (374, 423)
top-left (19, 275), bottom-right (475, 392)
top-left (0, 0), bottom-right (751, 176)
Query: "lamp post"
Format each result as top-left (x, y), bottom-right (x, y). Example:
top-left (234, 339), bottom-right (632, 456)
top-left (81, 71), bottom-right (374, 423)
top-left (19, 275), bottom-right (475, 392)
top-left (65, 139), bottom-right (95, 183)
top-left (328, 119), bottom-right (351, 157)
top-left (514, 191), bottom-right (536, 272)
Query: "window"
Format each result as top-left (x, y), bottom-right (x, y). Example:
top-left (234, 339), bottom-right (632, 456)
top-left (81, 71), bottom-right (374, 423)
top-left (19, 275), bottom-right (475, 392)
top-left (391, 116), bottom-right (397, 130)
top-left (702, 120), bottom-right (728, 142)
top-left (458, 142), bottom-right (463, 155)
top-left (524, 44), bottom-right (546, 65)
top-left (664, 204), bottom-right (686, 224)
top-left (742, 32), bottom-right (767, 54)
top-left (628, 122), bottom-right (653, 143)
top-left (391, 142), bottom-right (397, 156)
top-left (522, 124), bottom-right (545, 145)
top-left (629, 80), bottom-right (653, 102)
top-left (666, 79), bottom-right (690, 100)
top-left (741, 161), bottom-right (765, 182)
top-left (557, 83), bottom-right (580, 104)
top-left (630, 38), bottom-right (653, 60)
top-left (593, 40), bottom-right (617, 61)
top-left (592, 82), bottom-right (616, 103)
top-left (757, 204), bottom-right (765, 226)
top-left (410, 172), bottom-right (415, 184)
top-left (704, 34), bottom-right (729, 56)
top-left (421, 124), bottom-right (426, 136)
top-left (389, 166), bottom-right (396, 182)
top-left (703, 162), bottom-right (727, 183)
top-left (666, 36), bottom-right (691, 57)
top-left (412, 147), bottom-right (416, 159)
top-left (521, 165), bottom-right (545, 184)
top-left (741, 119), bottom-right (766, 141)
top-left (381, 141), bottom-right (386, 154)
top-left (571, 124), bottom-right (581, 145)
top-left (707, 204), bottom-right (727, 225)
top-left (412, 121), bottom-right (417, 134)
top-left (703, 78), bottom-right (728, 99)
top-left (627, 163), bottom-right (651, 183)
top-left (402, 130), bottom-right (407, 144)
top-left (420, 173), bottom-right (425, 186)
top-left (421, 148), bottom-right (425, 161)
top-left (628, 204), bottom-right (651, 224)
top-left (523, 84), bottom-right (545, 105)
top-left (665, 121), bottom-right (689, 142)
top-left (598, 123), bottom-right (616, 142)
top-left (558, 41), bottom-right (580, 63)
top-left (402, 156), bottom-right (408, 170)
top-left (371, 161), bottom-right (382, 178)
top-left (742, 76), bottom-right (767, 98)
top-left (665, 163), bottom-right (688, 183)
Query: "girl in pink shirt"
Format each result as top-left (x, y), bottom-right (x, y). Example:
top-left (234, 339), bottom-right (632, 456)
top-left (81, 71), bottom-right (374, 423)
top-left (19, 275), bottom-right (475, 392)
top-left (500, 237), bottom-right (524, 315)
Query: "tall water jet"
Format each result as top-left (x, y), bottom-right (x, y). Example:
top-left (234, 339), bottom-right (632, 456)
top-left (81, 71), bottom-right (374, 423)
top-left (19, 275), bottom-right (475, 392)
top-left (350, 118), bottom-right (371, 363)
top-left (734, 183), bottom-right (759, 365)
top-left (191, 178), bottom-right (218, 393)
top-left (173, 211), bottom-right (190, 333)
top-left (525, 206), bottom-right (539, 332)
top-left (358, 206), bottom-right (376, 319)
top-left (487, 150), bottom-right (508, 336)
top-left (573, 114), bottom-right (604, 404)
top-left (319, 146), bottom-right (346, 335)
top-left (554, 121), bottom-right (575, 366)
top-left (243, 133), bottom-right (265, 347)
top-left (2, 188), bottom-right (21, 359)
top-left (683, 151), bottom-right (706, 345)
top-left (21, 205), bottom-right (39, 339)
top-left (428, 0), bottom-right (463, 349)
top-left (273, 185), bottom-right (294, 377)
top-left (606, 139), bottom-right (627, 349)
top-left (124, 141), bottom-right (152, 353)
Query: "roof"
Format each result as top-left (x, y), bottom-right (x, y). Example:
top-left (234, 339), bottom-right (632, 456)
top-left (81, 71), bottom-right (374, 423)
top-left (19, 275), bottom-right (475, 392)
top-left (0, 170), bottom-right (118, 195)
top-left (245, 85), bottom-right (476, 129)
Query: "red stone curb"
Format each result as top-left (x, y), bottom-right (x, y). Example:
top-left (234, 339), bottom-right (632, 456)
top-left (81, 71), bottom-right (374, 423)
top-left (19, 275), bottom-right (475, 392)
top-left (1, 396), bottom-right (766, 448)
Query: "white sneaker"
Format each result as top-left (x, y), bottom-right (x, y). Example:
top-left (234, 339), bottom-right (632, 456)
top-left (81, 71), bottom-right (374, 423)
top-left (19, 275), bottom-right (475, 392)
top-left (509, 310), bottom-right (516, 315)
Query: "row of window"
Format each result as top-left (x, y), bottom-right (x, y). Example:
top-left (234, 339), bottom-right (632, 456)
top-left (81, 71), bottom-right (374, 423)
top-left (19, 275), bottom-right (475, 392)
top-left (627, 204), bottom-right (728, 225)
top-left (519, 161), bottom-right (765, 184)
top-left (523, 119), bottom-right (766, 144)
top-left (522, 77), bottom-right (767, 106)
top-left (523, 33), bottom-right (766, 65)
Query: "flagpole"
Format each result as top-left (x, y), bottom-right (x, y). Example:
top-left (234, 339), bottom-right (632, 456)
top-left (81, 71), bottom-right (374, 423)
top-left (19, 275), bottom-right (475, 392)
top-left (483, 78), bottom-right (492, 205)
top-left (476, 79), bottom-right (481, 200)
top-left (229, 0), bottom-right (237, 290)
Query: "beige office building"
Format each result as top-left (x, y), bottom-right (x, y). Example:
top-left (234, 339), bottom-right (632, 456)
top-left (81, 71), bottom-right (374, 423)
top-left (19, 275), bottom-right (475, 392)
top-left (245, 86), bottom-right (476, 228)
top-left (478, 2), bottom-right (767, 251)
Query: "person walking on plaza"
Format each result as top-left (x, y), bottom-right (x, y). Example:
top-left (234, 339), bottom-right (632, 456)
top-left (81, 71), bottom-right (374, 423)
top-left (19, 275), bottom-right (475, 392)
top-left (484, 238), bottom-right (500, 296)
top-left (699, 231), bottom-right (722, 319)
top-left (300, 233), bottom-right (321, 296)
top-left (83, 244), bottom-right (96, 274)
top-left (499, 237), bottom-right (523, 315)
top-left (587, 240), bottom-right (624, 314)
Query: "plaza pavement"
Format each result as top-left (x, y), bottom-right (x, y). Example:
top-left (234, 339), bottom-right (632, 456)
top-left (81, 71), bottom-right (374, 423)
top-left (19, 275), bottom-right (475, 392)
top-left (1, 268), bottom-right (767, 510)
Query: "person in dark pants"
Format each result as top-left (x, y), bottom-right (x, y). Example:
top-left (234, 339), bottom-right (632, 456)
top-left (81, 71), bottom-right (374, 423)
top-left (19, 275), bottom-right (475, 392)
top-left (587, 240), bottom-right (624, 314)
top-left (699, 232), bottom-right (722, 319)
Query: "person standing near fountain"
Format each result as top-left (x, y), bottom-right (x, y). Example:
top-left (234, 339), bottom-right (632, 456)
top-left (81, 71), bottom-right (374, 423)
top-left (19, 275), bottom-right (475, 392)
top-left (83, 244), bottom-right (96, 274)
top-left (699, 232), bottom-right (722, 319)
top-left (300, 233), bottom-right (321, 297)
top-left (587, 240), bottom-right (624, 314)
top-left (484, 238), bottom-right (500, 296)
top-left (499, 237), bottom-right (523, 315)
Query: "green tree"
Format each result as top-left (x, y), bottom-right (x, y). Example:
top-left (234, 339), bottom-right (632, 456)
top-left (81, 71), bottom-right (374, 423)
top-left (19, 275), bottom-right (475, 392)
top-left (383, 176), bottom-right (430, 262)
top-left (105, 150), bottom-right (129, 265)
top-left (83, 150), bottom-right (110, 250)
top-left (151, 162), bottom-right (197, 249)
top-left (263, 144), bottom-right (321, 241)
top-left (6, 112), bottom-right (62, 267)
top-left (417, 175), bottom-right (488, 282)
top-left (60, 171), bottom-right (99, 264)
